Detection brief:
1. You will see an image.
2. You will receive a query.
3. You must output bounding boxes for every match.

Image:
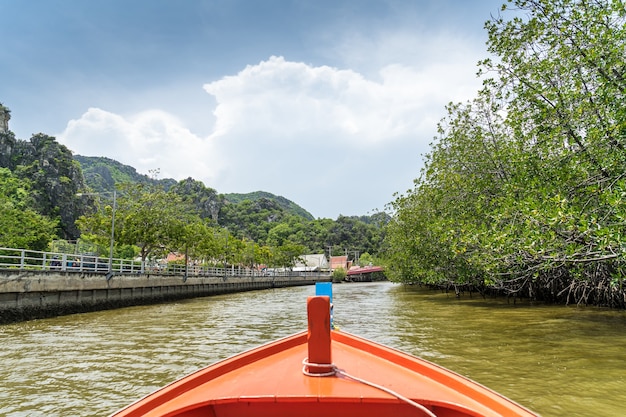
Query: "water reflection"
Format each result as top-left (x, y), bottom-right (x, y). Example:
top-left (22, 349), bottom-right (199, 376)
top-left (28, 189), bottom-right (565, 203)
top-left (344, 283), bottom-right (626, 417)
top-left (1, 282), bottom-right (625, 417)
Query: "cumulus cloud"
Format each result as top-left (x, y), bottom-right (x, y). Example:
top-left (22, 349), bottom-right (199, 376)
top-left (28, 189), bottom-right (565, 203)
top-left (203, 54), bottom-right (479, 146)
top-left (59, 108), bottom-right (223, 183)
top-left (58, 48), bottom-right (483, 217)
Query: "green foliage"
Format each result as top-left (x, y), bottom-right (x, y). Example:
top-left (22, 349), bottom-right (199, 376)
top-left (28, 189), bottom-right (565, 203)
top-left (7, 133), bottom-right (89, 240)
top-left (224, 191), bottom-right (314, 220)
top-left (75, 156), bottom-right (177, 194)
top-left (0, 132), bottom-right (17, 169)
top-left (384, 0), bottom-right (626, 305)
top-left (75, 175), bottom-right (386, 268)
top-left (327, 215), bottom-right (385, 256)
top-left (0, 168), bottom-right (57, 250)
top-left (358, 252), bottom-right (374, 266)
top-left (170, 177), bottom-right (223, 221)
top-left (332, 267), bottom-right (347, 282)
top-left (114, 183), bottom-right (195, 261)
top-left (219, 197), bottom-right (290, 242)
top-left (73, 157), bottom-right (386, 262)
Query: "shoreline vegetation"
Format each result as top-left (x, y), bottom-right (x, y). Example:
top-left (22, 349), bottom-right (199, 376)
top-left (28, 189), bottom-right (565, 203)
top-left (383, 0), bottom-right (626, 309)
top-left (418, 276), bottom-right (625, 309)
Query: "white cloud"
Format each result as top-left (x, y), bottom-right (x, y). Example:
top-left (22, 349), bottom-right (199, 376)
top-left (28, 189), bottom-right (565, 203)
top-left (203, 54), bottom-right (480, 147)
top-left (58, 47), bottom-right (484, 217)
top-left (59, 107), bottom-right (223, 184)
top-left (204, 57), bottom-right (371, 142)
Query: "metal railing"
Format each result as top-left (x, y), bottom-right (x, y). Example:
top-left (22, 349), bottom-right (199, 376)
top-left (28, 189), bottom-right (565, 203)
top-left (0, 247), bottom-right (329, 279)
top-left (0, 247), bottom-right (142, 274)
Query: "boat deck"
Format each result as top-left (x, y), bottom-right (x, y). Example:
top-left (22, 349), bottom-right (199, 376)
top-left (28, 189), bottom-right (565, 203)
top-left (111, 296), bottom-right (539, 417)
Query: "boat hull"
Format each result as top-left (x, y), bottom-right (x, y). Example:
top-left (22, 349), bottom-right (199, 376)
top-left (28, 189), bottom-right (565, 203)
top-left (111, 332), bottom-right (538, 417)
top-left (110, 296), bottom-right (539, 417)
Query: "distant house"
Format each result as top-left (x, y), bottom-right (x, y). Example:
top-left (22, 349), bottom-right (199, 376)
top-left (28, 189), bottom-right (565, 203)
top-left (166, 252), bottom-right (185, 263)
top-left (330, 256), bottom-right (352, 271)
top-left (293, 254), bottom-right (329, 272)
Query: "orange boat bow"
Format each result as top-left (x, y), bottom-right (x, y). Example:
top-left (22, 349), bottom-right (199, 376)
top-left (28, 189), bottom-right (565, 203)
top-left (305, 296), bottom-right (333, 375)
top-left (110, 296), bottom-right (540, 417)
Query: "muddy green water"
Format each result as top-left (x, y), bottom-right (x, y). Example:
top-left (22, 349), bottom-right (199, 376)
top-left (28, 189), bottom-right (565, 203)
top-left (1, 282), bottom-right (625, 416)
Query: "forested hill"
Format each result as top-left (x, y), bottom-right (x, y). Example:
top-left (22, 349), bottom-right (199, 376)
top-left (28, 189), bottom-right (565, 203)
top-left (223, 191), bottom-right (313, 221)
top-left (75, 155), bottom-right (386, 256)
top-left (75, 155), bottom-right (313, 220)
top-left (74, 155), bottom-right (176, 193)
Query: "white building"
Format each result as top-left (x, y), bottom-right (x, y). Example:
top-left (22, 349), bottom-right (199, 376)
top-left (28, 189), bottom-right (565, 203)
top-left (292, 254), bottom-right (329, 272)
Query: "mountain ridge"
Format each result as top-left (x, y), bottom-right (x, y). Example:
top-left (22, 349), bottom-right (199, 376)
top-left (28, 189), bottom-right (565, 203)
top-left (75, 155), bottom-right (314, 220)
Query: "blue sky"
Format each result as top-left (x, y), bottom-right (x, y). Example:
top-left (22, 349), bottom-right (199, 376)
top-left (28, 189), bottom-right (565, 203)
top-left (1, 0), bottom-right (505, 219)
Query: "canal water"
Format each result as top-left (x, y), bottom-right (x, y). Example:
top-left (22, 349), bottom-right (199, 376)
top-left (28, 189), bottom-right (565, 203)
top-left (1, 281), bottom-right (625, 417)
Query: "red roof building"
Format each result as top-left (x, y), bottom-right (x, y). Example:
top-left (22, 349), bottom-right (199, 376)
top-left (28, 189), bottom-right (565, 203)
top-left (330, 256), bottom-right (351, 271)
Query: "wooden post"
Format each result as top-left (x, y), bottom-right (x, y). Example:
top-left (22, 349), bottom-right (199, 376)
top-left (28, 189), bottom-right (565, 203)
top-left (306, 296), bottom-right (332, 374)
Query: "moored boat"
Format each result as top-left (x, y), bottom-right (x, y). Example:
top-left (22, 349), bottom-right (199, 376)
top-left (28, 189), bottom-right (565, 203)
top-left (110, 288), bottom-right (539, 417)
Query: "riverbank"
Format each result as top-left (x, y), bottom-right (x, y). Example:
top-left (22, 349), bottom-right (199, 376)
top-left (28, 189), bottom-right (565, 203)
top-left (407, 275), bottom-right (626, 309)
top-left (0, 269), bottom-right (329, 324)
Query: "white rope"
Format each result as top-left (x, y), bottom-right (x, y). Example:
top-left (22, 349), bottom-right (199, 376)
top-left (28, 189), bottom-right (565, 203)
top-left (301, 357), bottom-right (337, 377)
top-left (301, 358), bottom-right (438, 417)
